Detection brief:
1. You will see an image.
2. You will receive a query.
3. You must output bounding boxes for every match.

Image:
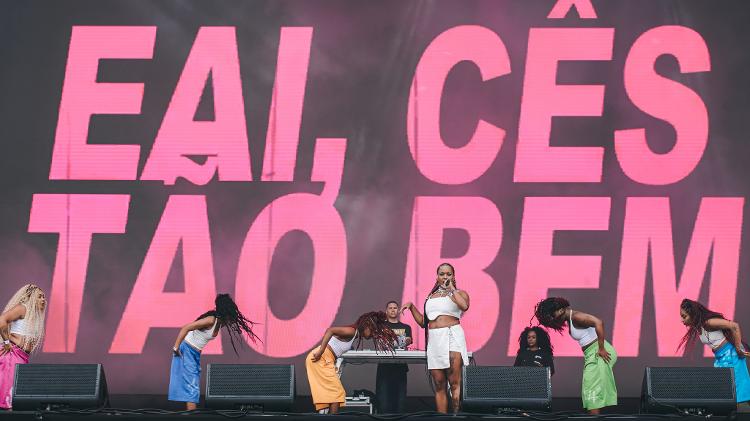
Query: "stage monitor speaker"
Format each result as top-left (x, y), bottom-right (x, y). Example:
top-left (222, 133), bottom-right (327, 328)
top-left (12, 364), bottom-right (108, 410)
top-left (463, 366), bottom-right (551, 411)
top-left (205, 364), bottom-right (295, 410)
top-left (641, 367), bottom-right (736, 415)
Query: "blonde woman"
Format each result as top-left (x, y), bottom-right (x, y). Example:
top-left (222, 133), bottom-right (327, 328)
top-left (0, 284), bottom-right (47, 409)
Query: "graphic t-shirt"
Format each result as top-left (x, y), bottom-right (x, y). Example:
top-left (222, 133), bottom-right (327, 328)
top-left (379, 321), bottom-right (412, 372)
top-left (387, 321), bottom-right (412, 349)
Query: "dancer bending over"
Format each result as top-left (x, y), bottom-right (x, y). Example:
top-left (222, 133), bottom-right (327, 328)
top-left (679, 298), bottom-right (750, 405)
top-left (169, 294), bottom-right (258, 410)
top-left (534, 297), bottom-right (616, 414)
top-left (307, 311), bottom-right (397, 414)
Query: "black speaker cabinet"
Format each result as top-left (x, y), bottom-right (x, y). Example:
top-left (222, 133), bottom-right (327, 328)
top-left (12, 364), bottom-right (108, 410)
top-left (463, 366), bottom-right (551, 411)
top-left (641, 367), bottom-right (736, 415)
top-left (205, 364), bottom-right (295, 410)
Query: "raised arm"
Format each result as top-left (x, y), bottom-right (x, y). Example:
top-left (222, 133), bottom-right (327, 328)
top-left (450, 290), bottom-right (470, 312)
top-left (401, 302), bottom-right (425, 328)
top-left (172, 316), bottom-right (215, 356)
top-left (705, 318), bottom-right (750, 357)
top-left (311, 326), bottom-right (356, 361)
top-left (572, 310), bottom-right (611, 363)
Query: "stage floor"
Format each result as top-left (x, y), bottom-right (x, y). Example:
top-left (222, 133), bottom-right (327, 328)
top-left (1, 411), bottom-right (749, 421)
top-left (1, 398), bottom-right (749, 421)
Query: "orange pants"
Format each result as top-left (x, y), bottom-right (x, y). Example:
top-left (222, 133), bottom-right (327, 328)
top-left (305, 346), bottom-right (346, 411)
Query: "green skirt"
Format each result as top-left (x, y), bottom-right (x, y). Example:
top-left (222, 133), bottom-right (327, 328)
top-left (581, 341), bottom-right (617, 410)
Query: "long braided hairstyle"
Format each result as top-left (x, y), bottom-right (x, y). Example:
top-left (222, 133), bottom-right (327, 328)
top-left (196, 294), bottom-right (260, 355)
top-left (421, 263), bottom-right (456, 350)
top-left (419, 263), bottom-right (456, 392)
top-left (678, 298), bottom-right (746, 353)
top-left (351, 311), bottom-right (398, 353)
top-left (533, 297), bottom-right (570, 333)
top-left (3, 284), bottom-right (46, 354)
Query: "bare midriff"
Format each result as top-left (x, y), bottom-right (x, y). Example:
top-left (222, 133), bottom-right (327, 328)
top-left (428, 315), bottom-right (460, 330)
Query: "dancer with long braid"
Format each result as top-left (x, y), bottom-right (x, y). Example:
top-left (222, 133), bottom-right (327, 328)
top-left (307, 311), bottom-right (398, 414)
top-left (679, 299), bottom-right (750, 405)
top-left (401, 263), bottom-right (470, 414)
top-left (0, 284), bottom-right (47, 409)
top-left (533, 297), bottom-right (617, 414)
top-left (169, 294), bottom-right (259, 410)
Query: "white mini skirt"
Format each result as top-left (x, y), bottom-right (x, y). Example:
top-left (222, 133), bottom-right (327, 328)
top-left (427, 324), bottom-right (469, 369)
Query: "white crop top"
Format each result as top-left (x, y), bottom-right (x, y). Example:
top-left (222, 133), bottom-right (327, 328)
top-left (328, 331), bottom-right (358, 357)
top-left (568, 310), bottom-right (597, 347)
top-left (425, 296), bottom-right (463, 320)
top-left (700, 328), bottom-right (726, 349)
top-left (185, 318), bottom-right (219, 351)
top-left (9, 317), bottom-right (31, 337)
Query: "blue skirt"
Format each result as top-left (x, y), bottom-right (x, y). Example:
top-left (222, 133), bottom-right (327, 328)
top-left (714, 342), bottom-right (750, 403)
top-left (169, 342), bottom-right (201, 403)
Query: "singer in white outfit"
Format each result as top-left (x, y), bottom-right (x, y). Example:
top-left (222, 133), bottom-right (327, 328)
top-left (402, 263), bottom-right (470, 414)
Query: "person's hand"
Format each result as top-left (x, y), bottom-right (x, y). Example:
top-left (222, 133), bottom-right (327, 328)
top-left (597, 347), bottom-right (611, 363)
top-left (437, 276), bottom-right (454, 289)
top-left (400, 302), bottom-right (412, 314)
top-left (736, 346), bottom-right (750, 358)
top-left (1, 342), bottom-right (11, 356)
top-left (172, 346), bottom-right (181, 357)
top-left (311, 349), bottom-right (323, 362)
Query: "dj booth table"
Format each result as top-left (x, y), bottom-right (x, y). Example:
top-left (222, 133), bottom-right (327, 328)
top-left (334, 350), bottom-right (475, 413)
top-left (336, 350), bottom-right (475, 376)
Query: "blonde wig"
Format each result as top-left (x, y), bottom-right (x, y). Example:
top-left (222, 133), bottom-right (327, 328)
top-left (3, 284), bottom-right (46, 353)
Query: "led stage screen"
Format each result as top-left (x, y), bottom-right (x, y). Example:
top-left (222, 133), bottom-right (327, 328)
top-left (1, 0), bottom-right (749, 397)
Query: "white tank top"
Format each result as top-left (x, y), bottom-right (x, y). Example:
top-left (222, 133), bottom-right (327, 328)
top-left (425, 296), bottom-right (463, 320)
top-left (568, 310), bottom-right (597, 347)
top-left (700, 328), bottom-right (726, 349)
top-left (9, 317), bottom-right (31, 337)
top-left (185, 318), bottom-right (219, 351)
top-left (328, 331), bottom-right (358, 357)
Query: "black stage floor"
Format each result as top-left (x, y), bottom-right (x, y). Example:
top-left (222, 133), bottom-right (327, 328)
top-left (1, 398), bottom-right (749, 421)
top-left (5, 396), bottom-right (648, 413)
top-left (1, 410), bottom-right (749, 421)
